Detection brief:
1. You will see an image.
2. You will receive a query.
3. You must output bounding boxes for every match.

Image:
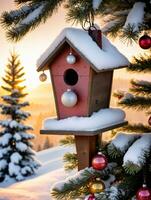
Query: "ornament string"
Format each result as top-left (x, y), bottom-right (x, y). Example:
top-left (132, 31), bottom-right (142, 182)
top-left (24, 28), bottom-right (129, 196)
top-left (82, 11), bottom-right (95, 31)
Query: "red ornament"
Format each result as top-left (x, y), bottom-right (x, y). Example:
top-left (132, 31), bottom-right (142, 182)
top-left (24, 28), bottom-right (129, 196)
top-left (85, 194), bottom-right (95, 200)
top-left (136, 184), bottom-right (151, 200)
top-left (118, 95), bottom-right (123, 100)
top-left (92, 153), bottom-right (108, 170)
top-left (139, 35), bottom-right (151, 49)
top-left (148, 116), bottom-right (151, 126)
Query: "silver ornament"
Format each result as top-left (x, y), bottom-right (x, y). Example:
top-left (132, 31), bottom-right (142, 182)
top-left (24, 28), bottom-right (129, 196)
top-left (61, 89), bottom-right (78, 107)
top-left (66, 53), bottom-right (76, 64)
top-left (39, 72), bottom-right (47, 82)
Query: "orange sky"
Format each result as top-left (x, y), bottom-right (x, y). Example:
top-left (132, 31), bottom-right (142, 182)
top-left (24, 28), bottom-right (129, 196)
top-left (0, 0), bottom-right (149, 90)
top-left (0, 0), bottom-right (69, 89)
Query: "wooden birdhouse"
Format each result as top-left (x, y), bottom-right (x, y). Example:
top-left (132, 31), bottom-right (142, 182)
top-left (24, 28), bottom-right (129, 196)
top-left (37, 27), bottom-right (129, 119)
top-left (37, 27), bottom-right (129, 170)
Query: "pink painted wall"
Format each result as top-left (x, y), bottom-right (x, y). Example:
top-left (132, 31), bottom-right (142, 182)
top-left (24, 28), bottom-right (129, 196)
top-left (50, 43), bottom-right (91, 119)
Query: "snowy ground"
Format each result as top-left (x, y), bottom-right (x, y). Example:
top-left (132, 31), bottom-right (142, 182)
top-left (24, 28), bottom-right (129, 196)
top-left (0, 146), bottom-right (75, 200)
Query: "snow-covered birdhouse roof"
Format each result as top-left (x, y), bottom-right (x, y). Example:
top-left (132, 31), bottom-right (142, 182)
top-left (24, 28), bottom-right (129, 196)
top-left (37, 27), bottom-right (129, 72)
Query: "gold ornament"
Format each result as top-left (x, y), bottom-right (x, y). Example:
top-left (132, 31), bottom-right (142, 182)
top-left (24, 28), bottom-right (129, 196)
top-left (89, 178), bottom-right (105, 194)
top-left (39, 71), bottom-right (47, 82)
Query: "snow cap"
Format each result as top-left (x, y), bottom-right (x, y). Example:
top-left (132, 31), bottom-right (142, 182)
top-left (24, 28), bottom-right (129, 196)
top-left (37, 27), bottom-right (129, 72)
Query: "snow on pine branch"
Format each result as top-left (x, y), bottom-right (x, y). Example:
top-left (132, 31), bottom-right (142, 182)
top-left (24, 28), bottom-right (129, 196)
top-left (123, 134), bottom-right (151, 173)
top-left (108, 133), bottom-right (139, 157)
top-left (21, 3), bottom-right (46, 25)
top-left (96, 186), bottom-right (122, 200)
top-left (0, 160), bottom-right (7, 170)
top-left (4, 4), bottom-right (39, 20)
top-left (0, 120), bottom-right (32, 130)
top-left (51, 163), bottom-right (116, 192)
top-left (10, 152), bottom-right (22, 164)
top-left (102, 19), bottom-right (121, 33)
top-left (0, 133), bottom-right (12, 146)
top-left (16, 142), bottom-right (28, 152)
top-left (124, 2), bottom-right (145, 31)
top-left (93, 0), bottom-right (102, 10)
top-left (0, 147), bottom-right (11, 159)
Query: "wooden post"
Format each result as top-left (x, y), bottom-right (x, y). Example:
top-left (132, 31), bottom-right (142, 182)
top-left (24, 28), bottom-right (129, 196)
top-left (75, 135), bottom-right (98, 170)
top-left (40, 121), bottom-right (128, 171)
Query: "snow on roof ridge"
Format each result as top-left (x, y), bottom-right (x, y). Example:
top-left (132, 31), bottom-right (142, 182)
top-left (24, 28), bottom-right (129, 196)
top-left (37, 26), bottom-right (129, 71)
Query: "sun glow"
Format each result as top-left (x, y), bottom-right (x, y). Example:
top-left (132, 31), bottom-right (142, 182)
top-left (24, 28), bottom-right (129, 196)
top-left (0, 0), bottom-right (147, 92)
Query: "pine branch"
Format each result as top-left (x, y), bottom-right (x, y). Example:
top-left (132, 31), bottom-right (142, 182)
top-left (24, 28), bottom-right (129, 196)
top-left (119, 123), bottom-right (151, 133)
top-left (119, 96), bottom-right (151, 110)
top-left (1, 0), bottom-right (64, 41)
top-left (103, 18), bottom-right (125, 38)
top-left (123, 134), bottom-right (151, 175)
top-left (14, 0), bottom-right (32, 4)
top-left (63, 153), bottom-right (78, 171)
top-left (60, 136), bottom-right (75, 146)
top-left (65, 0), bottom-right (94, 24)
top-left (120, 23), bottom-right (139, 44)
top-left (128, 54), bottom-right (151, 73)
top-left (51, 164), bottom-right (116, 199)
top-left (130, 80), bottom-right (151, 96)
top-left (108, 133), bottom-right (139, 159)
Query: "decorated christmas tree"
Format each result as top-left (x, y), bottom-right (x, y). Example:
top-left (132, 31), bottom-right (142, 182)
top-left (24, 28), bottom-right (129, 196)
top-left (0, 52), bottom-right (40, 182)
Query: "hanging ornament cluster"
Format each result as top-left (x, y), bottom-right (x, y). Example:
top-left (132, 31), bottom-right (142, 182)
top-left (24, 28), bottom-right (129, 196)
top-left (139, 34), bottom-right (151, 49)
top-left (61, 89), bottom-right (78, 107)
top-left (92, 152), bottom-right (108, 170)
top-left (148, 116), bottom-right (151, 126)
top-left (86, 152), bottom-right (108, 198)
top-left (66, 52), bottom-right (76, 64)
top-left (136, 184), bottom-right (151, 200)
top-left (39, 71), bottom-right (47, 82)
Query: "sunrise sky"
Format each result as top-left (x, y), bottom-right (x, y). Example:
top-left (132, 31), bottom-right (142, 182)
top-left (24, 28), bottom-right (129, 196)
top-left (0, 0), bottom-right (149, 90)
top-left (0, 0), bottom-right (69, 89)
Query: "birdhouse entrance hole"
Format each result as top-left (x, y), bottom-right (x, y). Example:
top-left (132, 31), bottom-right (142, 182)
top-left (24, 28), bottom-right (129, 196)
top-left (64, 68), bottom-right (78, 86)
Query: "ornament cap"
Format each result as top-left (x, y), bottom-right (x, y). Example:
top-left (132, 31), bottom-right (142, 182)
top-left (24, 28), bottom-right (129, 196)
top-left (143, 184), bottom-right (147, 188)
top-left (96, 177), bottom-right (101, 181)
top-left (67, 88), bottom-right (71, 92)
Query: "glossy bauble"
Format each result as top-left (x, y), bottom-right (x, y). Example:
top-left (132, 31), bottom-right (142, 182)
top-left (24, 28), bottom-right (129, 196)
top-left (92, 152), bottom-right (108, 170)
top-left (39, 72), bottom-right (47, 82)
top-left (89, 178), bottom-right (105, 194)
top-left (136, 184), bottom-right (151, 200)
top-left (66, 53), bottom-right (76, 64)
top-left (61, 89), bottom-right (78, 107)
top-left (148, 116), bottom-right (151, 126)
top-left (139, 35), bottom-right (151, 49)
top-left (85, 194), bottom-right (95, 200)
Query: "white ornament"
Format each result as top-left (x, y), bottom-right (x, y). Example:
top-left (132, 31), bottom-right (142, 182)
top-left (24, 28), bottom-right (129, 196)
top-left (66, 53), bottom-right (76, 64)
top-left (39, 72), bottom-right (47, 82)
top-left (61, 89), bottom-right (78, 107)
